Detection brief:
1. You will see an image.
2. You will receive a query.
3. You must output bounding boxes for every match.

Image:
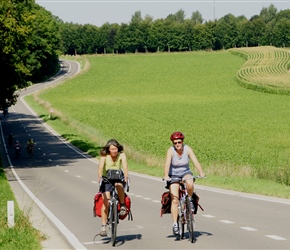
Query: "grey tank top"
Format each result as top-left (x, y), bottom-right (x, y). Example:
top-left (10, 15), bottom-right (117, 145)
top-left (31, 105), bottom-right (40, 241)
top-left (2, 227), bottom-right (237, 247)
top-left (169, 145), bottom-right (190, 177)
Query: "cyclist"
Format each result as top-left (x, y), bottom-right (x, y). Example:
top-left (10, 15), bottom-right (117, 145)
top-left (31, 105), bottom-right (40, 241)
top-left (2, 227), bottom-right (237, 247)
top-left (98, 139), bottom-right (129, 237)
top-left (163, 131), bottom-right (205, 235)
top-left (26, 138), bottom-right (35, 155)
top-left (14, 140), bottom-right (21, 157)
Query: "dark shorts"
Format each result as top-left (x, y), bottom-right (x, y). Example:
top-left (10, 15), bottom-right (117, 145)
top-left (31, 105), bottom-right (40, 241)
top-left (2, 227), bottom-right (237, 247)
top-left (100, 177), bottom-right (125, 193)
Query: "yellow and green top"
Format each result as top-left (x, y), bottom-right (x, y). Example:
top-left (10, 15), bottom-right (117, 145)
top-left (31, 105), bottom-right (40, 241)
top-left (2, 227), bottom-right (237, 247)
top-left (102, 154), bottom-right (122, 176)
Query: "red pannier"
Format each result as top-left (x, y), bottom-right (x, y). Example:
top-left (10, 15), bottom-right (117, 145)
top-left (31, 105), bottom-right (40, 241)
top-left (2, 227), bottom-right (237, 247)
top-left (93, 192), bottom-right (133, 220)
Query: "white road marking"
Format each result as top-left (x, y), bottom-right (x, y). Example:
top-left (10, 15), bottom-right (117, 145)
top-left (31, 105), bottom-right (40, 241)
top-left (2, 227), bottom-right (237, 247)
top-left (265, 235), bottom-right (286, 240)
top-left (202, 214), bottom-right (215, 218)
top-left (143, 197), bottom-right (151, 200)
top-left (91, 181), bottom-right (98, 184)
top-left (76, 175), bottom-right (81, 178)
top-left (152, 200), bottom-right (160, 203)
top-left (220, 220), bottom-right (235, 224)
top-left (240, 227), bottom-right (257, 231)
top-left (64, 170), bottom-right (69, 172)
top-left (135, 195), bottom-right (143, 198)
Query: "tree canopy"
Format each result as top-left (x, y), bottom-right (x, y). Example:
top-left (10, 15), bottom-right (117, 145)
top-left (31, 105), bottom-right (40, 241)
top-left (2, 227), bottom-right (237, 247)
top-left (0, 0), bottom-right (61, 110)
top-left (59, 6), bottom-right (290, 55)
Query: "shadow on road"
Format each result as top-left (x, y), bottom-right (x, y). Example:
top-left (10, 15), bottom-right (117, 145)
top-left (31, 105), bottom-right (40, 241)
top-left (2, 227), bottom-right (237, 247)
top-left (93, 233), bottom-right (142, 246)
top-left (1, 110), bottom-right (101, 169)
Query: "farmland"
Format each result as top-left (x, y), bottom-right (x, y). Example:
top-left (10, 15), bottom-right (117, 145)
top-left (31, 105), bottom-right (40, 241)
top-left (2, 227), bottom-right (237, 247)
top-left (27, 47), bottom-right (290, 195)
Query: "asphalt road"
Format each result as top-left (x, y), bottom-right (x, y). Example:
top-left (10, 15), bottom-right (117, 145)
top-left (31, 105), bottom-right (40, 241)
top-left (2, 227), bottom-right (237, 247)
top-left (1, 60), bottom-right (290, 249)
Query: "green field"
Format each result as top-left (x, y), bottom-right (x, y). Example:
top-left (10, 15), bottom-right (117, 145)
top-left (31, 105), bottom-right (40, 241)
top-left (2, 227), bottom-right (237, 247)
top-left (26, 47), bottom-right (290, 197)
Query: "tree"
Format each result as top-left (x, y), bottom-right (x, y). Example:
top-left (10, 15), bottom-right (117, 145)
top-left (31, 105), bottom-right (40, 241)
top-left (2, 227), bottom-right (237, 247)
top-left (130, 11), bottom-right (142, 24)
top-left (271, 18), bottom-right (290, 47)
top-left (0, 1), bottom-right (61, 110)
top-left (214, 14), bottom-right (239, 49)
top-left (166, 9), bottom-right (186, 23)
top-left (259, 4), bottom-right (277, 23)
top-left (191, 11), bottom-right (203, 25)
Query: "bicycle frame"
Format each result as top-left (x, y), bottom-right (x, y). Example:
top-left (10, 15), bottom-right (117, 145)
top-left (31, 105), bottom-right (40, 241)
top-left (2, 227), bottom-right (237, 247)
top-left (165, 176), bottom-right (201, 243)
top-left (99, 176), bottom-right (129, 246)
top-left (180, 177), bottom-right (196, 243)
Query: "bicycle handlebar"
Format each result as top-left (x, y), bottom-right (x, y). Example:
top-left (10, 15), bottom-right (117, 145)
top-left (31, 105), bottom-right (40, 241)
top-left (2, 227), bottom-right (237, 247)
top-left (162, 175), bottom-right (206, 182)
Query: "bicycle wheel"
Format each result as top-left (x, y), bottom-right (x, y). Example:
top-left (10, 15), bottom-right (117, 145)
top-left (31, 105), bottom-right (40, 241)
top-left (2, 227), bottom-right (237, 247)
top-left (186, 197), bottom-right (195, 243)
top-left (178, 201), bottom-right (185, 239)
top-left (111, 200), bottom-right (118, 246)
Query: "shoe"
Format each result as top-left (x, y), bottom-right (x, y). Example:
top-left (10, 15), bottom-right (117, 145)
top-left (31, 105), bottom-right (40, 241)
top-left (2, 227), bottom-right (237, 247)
top-left (172, 223), bottom-right (179, 235)
top-left (100, 225), bottom-right (107, 237)
top-left (119, 205), bottom-right (127, 216)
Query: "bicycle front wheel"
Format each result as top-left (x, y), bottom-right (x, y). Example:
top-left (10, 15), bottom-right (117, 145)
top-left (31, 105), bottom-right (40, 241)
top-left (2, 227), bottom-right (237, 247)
top-left (186, 197), bottom-right (195, 243)
top-left (111, 200), bottom-right (118, 246)
top-left (178, 200), bottom-right (185, 239)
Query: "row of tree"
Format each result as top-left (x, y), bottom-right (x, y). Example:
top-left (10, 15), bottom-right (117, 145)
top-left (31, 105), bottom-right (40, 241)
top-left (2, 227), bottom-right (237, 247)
top-left (59, 5), bottom-right (290, 55)
top-left (1, 2), bottom-right (290, 110)
top-left (0, 0), bottom-right (61, 111)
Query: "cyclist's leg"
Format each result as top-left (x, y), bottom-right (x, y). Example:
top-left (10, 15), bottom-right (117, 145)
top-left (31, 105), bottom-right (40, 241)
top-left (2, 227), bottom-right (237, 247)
top-left (169, 182), bottom-right (179, 223)
top-left (101, 191), bottom-right (110, 225)
top-left (184, 172), bottom-right (194, 197)
top-left (115, 182), bottom-right (127, 215)
top-left (115, 182), bottom-right (125, 204)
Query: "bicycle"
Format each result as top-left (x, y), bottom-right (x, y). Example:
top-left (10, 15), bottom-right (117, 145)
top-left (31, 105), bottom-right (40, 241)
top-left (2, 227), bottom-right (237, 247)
top-left (99, 176), bottom-right (129, 246)
top-left (164, 176), bottom-right (204, 243)
top-left (26, 143), bottom-right (36, 157)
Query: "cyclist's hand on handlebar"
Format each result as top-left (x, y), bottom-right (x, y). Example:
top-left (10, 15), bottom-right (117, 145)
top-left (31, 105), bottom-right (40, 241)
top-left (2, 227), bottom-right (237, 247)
top-left (163, 175), bottom-right (170, 181)
top-left (198, 172), bottom-right (206, 178)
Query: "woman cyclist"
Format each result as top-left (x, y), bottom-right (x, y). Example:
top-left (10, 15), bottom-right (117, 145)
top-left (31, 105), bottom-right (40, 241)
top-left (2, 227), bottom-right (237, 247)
top-left (163, 131), bottom-right (205, 235)
top-left (98, 139), bottom-right (129, 237)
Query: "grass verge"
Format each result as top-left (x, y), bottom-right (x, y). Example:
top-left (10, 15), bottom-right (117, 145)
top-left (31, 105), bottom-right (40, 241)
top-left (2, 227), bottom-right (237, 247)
top-left (0, 159), bottom-right (43, 249)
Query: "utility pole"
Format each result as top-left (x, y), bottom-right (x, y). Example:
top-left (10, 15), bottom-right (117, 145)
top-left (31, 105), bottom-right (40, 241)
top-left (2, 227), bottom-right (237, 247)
top-left (213, 0), bottom-right (216, 20)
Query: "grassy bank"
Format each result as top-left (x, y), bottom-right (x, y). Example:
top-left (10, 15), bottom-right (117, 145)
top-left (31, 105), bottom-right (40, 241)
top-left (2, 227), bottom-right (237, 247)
top-left (24, 48), bottom-right (290, 198)
top-left (0, 160), bottom-right (43, 249)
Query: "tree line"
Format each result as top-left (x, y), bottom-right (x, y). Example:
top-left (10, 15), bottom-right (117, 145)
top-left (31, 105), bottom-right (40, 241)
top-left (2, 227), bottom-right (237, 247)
top-left (60, 5), bottom-right (290, 55)
top-left (1, 2), bottom-right (290, 110)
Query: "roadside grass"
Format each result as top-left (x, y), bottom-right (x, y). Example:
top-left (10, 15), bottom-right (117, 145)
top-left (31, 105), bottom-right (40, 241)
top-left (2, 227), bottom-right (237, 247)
top-left (23, 48), bottom-right (290, 199)
top-left (0, 161), bottom-right (43, 249)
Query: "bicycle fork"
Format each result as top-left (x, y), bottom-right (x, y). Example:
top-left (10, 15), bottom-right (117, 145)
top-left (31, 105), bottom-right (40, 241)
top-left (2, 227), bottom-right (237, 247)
top-left (108, 198), bottom-right (119, 228)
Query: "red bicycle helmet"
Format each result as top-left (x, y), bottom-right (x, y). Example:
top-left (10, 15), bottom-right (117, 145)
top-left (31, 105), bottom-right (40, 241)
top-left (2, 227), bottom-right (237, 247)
top-left (170, 131), bottom-right (185, 141)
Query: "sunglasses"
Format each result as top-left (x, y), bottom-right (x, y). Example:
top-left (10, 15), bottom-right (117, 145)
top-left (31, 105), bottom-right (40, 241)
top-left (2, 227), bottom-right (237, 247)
top-left (173, 141), bottom-right (183, 145)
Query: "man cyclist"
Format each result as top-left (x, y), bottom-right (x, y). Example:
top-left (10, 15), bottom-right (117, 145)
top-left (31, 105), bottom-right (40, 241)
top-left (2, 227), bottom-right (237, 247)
top-left (163, 131), bottom-right (205, 235)
top-left (26, 138), bottom-right (35, 155)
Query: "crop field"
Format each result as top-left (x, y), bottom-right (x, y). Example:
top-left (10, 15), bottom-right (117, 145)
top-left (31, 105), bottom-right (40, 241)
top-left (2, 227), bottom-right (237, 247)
top-left (230, 46), bottom-right (290, 94)
top-left (31, 48), bottom-right (290, 186)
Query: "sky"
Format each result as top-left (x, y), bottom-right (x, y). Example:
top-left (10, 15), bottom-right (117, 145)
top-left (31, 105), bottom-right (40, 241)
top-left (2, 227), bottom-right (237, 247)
top-left (35, 1), bottom-right (290, 27)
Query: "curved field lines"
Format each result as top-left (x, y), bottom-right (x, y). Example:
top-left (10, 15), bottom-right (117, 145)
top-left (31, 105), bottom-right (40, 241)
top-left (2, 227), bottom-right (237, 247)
top-left (230, 46), bottom-right (290, 95)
